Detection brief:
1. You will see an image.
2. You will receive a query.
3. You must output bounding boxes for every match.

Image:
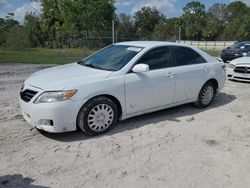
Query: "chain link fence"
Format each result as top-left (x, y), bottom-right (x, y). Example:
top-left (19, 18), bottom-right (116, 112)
top-left (0, 28), bottom-right (228, 64)
top-left (178, 40), bottom-right (236, 51)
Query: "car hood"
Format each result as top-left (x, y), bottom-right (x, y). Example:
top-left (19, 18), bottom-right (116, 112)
top-left (25, 63), bottom-right (113, 91)
top-left (230, 57), bottom-right (250, 66)
top-left (222, 48), bottom-right (245, 54)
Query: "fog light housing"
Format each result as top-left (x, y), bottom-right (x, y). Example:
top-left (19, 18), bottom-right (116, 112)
top-left (39, 119), bottom-right (53, 126)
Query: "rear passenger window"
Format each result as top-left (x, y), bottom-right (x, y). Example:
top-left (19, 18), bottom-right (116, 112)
top-left (136, 46), bottom-right (172, 70)
top-left (172, 46), bottom-right (206, 66)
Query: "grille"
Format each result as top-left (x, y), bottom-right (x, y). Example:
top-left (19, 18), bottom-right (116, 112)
top-left (234, 76), bottom-right (250, 81)
top-left (20, 89), bottom-right (38, 102)
top-left (234, 66), bottom-right (250, 74)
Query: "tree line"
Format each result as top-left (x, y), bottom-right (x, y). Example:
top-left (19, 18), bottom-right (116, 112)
top-left (0, 0), bottom-right (250, 49)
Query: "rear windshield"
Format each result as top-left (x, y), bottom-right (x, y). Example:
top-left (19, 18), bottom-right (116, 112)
top-left (78, 45), bottom-right (143, 71)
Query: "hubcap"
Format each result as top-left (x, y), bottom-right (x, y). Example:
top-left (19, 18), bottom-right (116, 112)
top-left (87, 104), bottom-right (114, 132)
top-left (201, 86), bottom-right (214, 105)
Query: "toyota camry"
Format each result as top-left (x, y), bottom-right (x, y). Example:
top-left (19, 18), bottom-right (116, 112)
top-left (20, 41), bottom-right (226, 136)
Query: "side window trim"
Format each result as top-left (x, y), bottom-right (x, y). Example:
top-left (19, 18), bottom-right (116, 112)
top-left (171, 45), bottom-right (207, 67)
top-left (169, 46), bottom-right (176, 67)
top-left (126, 46), bottom-right (173, 74)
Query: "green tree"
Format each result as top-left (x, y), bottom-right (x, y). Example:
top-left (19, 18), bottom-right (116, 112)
top-left (40, 0), bottom-right (64, 47)
top-left (181, 1), bottom-right (206, 40)
top-left (227, 1), bottom-right (249, 19)
top-left (134, 6), bottom-right (165, 39)
top-left (0, 13), bottom-right (19, 29)
top-left (39, 0), bottom-right (115, 47)
top-left (24, 12), bottom-right (45, 47)
top-left (4, 26), bottom-right (27, 50)
top-left (203, 3), bottom-right (228, 40)
top-left (63, 0), bottom-right (115, 31)
top-left (116, 13), bottom-right (136, 40)
top-left (222, 1), bottom-right (250, 40)
top-left (152, 18), bottom-right (179, 41)
top-left (0, 13), bottom-right (20, 47)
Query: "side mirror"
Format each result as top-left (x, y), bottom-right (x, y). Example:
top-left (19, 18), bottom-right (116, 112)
top-left (132, 64), bottom-right (149, 73)
top-left (227, 47), bottom-right (231, 49)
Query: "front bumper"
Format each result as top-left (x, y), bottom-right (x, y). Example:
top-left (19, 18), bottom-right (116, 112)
top-left (227, 68), bottom-right (250, 82)
top-left (19, 85), bottom-right (85, 133)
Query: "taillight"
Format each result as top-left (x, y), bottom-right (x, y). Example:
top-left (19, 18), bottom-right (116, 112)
top-left (222, 64), bottom-right (226, 71)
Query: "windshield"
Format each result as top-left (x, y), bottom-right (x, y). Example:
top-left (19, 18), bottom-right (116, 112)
top-left (231, 42), bottom-right (245, 49)
top-left (78, 45), bottom-right (143, 71)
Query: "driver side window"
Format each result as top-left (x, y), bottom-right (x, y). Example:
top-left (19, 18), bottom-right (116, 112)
top-left (136, 46), bottom-right (172, 70)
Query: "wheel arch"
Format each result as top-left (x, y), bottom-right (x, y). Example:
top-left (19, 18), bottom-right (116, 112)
top-left (78, 94), bottom-right (123, 121)
top-left (205, 78), bottom-right (218, 91)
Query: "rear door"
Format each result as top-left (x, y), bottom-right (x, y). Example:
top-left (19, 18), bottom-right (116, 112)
top-left (170, 46), bottom-right (209, 102)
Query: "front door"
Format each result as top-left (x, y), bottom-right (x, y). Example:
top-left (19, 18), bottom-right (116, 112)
top-left (125, 46), bottom-right (176, 114)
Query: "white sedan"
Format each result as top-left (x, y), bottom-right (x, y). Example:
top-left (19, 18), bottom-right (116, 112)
top-left (227, 53), bottom-right (250, 82)
top-left (20, 41), bottom-right (226, 135)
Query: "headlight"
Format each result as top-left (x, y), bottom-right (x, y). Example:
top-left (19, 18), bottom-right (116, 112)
top-left (21, 84), bottom-right (24, 91)
top-left (228, 63), bottom-right (235, 69)
top-left (34, 90), bottom-right (77, 104)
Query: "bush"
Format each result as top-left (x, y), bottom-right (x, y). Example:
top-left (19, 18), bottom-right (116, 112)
top-left (4, 27), bottom-right (28, 50)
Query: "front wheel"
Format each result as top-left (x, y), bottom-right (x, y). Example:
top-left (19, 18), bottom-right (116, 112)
top-left (77, 97), bottom-right (118, 136)
top-left (194, 82), bottom-right (216, 108)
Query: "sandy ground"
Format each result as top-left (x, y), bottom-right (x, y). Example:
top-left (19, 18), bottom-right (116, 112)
top-left (0, 63), bottom-right (250, 188)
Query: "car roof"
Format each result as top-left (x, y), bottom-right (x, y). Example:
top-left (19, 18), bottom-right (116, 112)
top-left (115, 41), bottom-right (217, 63)
top-left (115, 41), bottom-right (188, 48)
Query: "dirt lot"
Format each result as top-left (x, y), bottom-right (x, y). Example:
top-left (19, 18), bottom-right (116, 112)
top-left (0, 64), bottom-right (250, 188)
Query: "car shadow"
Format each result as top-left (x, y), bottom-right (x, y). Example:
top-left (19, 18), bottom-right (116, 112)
top-left (0, 174), bottom-right (49, 188)
top-left (40, 92), bottom-right (236, 142)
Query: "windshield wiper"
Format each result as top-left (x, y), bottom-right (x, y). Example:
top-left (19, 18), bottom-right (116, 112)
top-left (83, 63), bottom-right (106, 70)
top-left (78, 61), bottom-right (113, 71)
top-left (84, 64), bottom-right (96, 68)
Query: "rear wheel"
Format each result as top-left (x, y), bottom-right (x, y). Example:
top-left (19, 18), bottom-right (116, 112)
top-left (77, 97), bottom-right (118, 136)
top-left (194, 82), bottom-right (216, 108)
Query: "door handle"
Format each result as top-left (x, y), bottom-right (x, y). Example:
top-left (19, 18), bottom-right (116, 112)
top-left (167, 72), bottom-right (175, 79)
top-left (202, 67), bottom-right (208, 72)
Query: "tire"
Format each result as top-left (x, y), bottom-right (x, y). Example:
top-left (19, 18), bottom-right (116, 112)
top-left (194, 82), bottom-right (216, 108)
top-left (77, 96), bottom-right (118, 136)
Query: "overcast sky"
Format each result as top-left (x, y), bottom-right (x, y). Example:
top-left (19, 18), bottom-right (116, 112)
top-left (0, 0), bottom-right (250, 23)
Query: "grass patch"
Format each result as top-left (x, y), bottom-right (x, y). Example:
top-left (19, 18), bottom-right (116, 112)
top-left (0, 47), bottom-right (221, 65)
top-left (203, 50), bottom-right (221, 57)
top-left (0, 48), bottom-right (97, 64)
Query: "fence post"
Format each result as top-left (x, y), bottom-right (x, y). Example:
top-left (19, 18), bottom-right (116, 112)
top-left (178, 26), bottom-right (181, 42)
top-left (112, 20), bottom-right (115, 44)
top-left (116, 30), bottom-right (118, 43)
